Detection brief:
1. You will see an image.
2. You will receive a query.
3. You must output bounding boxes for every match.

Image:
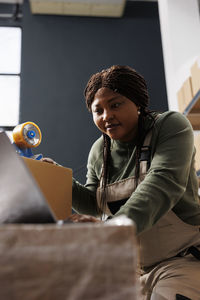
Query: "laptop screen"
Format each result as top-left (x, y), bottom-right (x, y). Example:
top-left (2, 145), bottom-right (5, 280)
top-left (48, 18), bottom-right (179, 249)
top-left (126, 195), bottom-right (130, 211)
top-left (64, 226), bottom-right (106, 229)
top-left (0, 132), bottom-right (56, 224)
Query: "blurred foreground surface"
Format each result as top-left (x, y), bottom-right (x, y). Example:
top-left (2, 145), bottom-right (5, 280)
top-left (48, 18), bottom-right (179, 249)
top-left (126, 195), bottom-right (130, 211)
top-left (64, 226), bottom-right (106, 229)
top-left (0, 216), bottom-right (139, 300)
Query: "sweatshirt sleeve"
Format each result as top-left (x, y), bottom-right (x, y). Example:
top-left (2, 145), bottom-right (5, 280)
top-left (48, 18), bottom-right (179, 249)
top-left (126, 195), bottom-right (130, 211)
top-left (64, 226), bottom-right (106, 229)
top-left (72, 137), bottom-right (103, 216)
top-left (115, 112), bottom-right (195, 234)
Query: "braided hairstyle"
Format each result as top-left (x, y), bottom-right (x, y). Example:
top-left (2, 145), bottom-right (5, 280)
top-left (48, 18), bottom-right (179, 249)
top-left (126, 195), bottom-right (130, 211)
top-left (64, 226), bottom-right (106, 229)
top-left (84, 65), bottom-right (155, 216)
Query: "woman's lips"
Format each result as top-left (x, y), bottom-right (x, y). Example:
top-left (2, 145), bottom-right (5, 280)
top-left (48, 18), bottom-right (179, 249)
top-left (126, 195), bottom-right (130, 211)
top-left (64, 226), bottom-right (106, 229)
top-left (106, 124), bottom-right (120, 132)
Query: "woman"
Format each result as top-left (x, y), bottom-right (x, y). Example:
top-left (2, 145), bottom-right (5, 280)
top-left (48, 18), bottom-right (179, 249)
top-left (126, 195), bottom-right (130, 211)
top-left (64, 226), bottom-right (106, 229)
top-left (70, 65), bottom-right (200, 299)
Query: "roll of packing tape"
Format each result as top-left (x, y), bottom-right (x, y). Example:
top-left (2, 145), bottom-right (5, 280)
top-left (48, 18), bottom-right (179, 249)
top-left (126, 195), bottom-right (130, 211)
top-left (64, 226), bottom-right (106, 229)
top-left (13, 122), bottom-right (42, 148)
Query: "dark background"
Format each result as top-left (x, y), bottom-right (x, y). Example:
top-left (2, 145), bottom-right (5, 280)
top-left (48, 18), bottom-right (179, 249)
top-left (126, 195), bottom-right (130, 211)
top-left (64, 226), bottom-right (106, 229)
top-left (2, 0), bottom-right (168, 183)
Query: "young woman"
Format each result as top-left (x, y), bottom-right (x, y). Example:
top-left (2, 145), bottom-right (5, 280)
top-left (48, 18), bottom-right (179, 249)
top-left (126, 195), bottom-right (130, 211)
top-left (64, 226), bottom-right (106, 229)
top-left (70, 65), bottom-right (200, 299)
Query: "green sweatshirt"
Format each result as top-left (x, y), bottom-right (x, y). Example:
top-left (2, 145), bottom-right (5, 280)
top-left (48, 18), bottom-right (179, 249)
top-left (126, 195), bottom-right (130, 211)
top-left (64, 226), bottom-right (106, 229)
top-left (72, 111), bottom-right (200, 234)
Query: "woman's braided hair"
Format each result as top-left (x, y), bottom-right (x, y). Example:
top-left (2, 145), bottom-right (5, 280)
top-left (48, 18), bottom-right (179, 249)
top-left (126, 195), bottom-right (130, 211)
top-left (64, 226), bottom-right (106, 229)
top-left (84, 65), bottom-right (155, 216)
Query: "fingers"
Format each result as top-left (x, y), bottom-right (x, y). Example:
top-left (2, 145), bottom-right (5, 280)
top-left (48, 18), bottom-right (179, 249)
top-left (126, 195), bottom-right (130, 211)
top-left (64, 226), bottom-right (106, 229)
top-left (41, 157), bottom-right (59, 165)
top-left (65, 214), bottom-right (101, 223)
top-left (41, 157), bottom-right (54, 164)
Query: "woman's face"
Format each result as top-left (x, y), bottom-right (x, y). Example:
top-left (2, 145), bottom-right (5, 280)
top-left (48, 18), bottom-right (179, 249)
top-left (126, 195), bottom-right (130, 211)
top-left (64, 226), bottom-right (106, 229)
top-left (91, 87), bottom-right (139, 142)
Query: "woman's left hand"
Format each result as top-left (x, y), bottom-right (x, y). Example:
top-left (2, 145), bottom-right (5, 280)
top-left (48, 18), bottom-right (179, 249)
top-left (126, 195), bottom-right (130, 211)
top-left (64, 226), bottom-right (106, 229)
top-left (65, 214), bottom-right (101, 223)
top-left (41, 157), bottom-right (61, 166)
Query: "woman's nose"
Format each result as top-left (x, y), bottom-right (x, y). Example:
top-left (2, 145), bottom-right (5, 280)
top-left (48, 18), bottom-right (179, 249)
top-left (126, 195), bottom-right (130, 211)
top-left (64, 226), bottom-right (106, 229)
top-left (102, 109), bottom-right (114, 121)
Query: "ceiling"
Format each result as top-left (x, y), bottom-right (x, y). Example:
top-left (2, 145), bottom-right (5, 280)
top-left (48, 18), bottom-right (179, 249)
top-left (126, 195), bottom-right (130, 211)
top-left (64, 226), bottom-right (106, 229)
top-left (0, 0), bottom-right (199, 18)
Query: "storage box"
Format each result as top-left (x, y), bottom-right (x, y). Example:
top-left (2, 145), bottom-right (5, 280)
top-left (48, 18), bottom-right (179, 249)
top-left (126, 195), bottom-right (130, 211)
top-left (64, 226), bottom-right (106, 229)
top-left (23, 158), bottom-right (72, 220)
top-left (194, 133), bottom-right (200, 172)
top-left (191, 59), bottom-right (200, 96)
top-left (177, 86), bottom-right (185, 113)
top-left (177, 77), bottom-right (193, 113)
top-left (183, 76), bottom-right (194, 107)
top-left (0, 217), bottom-right (138, 300)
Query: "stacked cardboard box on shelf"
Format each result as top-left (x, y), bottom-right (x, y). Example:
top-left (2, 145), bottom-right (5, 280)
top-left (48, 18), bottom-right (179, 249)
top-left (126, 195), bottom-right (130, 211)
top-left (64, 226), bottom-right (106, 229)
top-left (177, 57), bottom-right (200, 176)
top-left (177, 57), bottom-right (200, 113)
top-left (190, 58), bottom-right (200, 174)
top-left (194, 133), bottom-right (200, 173)
top-left (177, 76), bottom-right (194, 113)
top-left (191, 59), bottom-right (200, 96)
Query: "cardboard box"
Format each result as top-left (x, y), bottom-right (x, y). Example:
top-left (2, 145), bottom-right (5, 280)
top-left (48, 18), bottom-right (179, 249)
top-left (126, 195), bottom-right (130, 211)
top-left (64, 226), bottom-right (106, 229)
top-left (0, 219), bottom-right (138, 300)
top-left (23, 158), bottom-right (72, 220)
top-left (177, 77), bottom-right (193, 113)
top-left (191, 59), bottom-right (200, 96)
top-left (177, 86), bottom-right (185, 113)
top-left (194, 133), bottom-right (200, 172)
top-left (183, 76), bottom-right (194, 107)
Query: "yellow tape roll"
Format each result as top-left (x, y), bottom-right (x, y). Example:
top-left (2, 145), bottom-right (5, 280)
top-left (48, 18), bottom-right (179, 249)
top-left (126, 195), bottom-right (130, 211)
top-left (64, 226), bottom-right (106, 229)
top-left (13, 122), bottom-right (42, 148)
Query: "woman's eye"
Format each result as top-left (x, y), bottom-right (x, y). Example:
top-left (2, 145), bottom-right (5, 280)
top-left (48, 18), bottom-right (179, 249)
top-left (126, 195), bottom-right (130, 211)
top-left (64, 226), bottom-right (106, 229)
top-left (112, 102), bottom-right (121, 109)
top-left (93, 109), bottom-right (102, 115)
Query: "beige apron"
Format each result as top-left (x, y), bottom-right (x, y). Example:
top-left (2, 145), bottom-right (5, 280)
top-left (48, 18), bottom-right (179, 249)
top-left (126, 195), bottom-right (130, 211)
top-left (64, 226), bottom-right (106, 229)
top-left (96, 131), bottom-right (200, 269)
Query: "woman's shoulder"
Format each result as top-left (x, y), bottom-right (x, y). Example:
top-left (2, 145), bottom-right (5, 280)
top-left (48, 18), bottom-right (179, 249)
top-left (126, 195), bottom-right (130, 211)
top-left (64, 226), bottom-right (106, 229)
top-left (154, 111), bottom-right (193, 131)
top-left (88, 135), bottom-right (103, 163)
top-left (149, 111), bottom-right (194, 148)
top-left (90, 135), bottom-right (104, 151)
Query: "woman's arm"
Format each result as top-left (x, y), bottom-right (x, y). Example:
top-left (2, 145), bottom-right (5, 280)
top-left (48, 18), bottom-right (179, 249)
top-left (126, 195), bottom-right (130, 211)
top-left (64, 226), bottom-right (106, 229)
top-left (72, 179), bottom-right (99, 216)
top-left (72, 137), bottom-right (103, 216)
top-left (115, 112), bottom-right (196, 234)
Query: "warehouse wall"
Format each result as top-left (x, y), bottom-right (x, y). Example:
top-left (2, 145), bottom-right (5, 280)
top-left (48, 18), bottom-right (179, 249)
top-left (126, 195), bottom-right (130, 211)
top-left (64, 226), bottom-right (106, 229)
top-left (19, 0), bottom-right (168, 183)
top-left (158, 0), bottom-right (200, 110)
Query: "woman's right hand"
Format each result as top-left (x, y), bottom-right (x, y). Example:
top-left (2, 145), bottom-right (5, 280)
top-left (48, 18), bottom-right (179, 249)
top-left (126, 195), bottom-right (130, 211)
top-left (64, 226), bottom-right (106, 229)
top-left (65, 214), bottom-right (101, 223)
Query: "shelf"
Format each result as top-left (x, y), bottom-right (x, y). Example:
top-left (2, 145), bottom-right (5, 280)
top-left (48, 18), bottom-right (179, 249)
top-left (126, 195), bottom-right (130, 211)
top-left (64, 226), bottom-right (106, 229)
top-left (183, 89), bottom-right (200, 130)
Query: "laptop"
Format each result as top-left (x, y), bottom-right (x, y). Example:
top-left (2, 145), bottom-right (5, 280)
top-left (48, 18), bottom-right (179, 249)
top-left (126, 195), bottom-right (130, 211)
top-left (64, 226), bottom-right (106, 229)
top-left (0, 131), bottom-right (72, 224)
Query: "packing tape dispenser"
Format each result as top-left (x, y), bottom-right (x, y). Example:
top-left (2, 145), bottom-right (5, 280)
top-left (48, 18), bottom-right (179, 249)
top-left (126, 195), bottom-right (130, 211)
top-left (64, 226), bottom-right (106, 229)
top-left (13, 121), bottom-right (43, 160)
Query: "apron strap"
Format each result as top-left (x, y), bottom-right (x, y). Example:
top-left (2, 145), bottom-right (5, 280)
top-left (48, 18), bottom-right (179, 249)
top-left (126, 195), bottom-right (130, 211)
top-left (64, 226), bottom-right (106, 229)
top-left (138, 114), bottom-right (161, 176)
top-left (139, 130), bottom-right (153, 175)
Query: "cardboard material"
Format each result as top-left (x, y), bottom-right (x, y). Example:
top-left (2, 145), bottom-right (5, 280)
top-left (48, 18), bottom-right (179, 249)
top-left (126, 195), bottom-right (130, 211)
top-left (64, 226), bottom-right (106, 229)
top-left (177, 77), bottom-right (194, 113)
top-left (191, 60), bottom-right (200, 96)
top-left (183, 76), bottom-right (194, 107)
top-left (177, 86), bottom-right (185, 113)
top-left (0, 217), bottom-right (139, 300)
top-left (194, 133), bottom-right (200, 172)
top-left (23, 158), bottom-right (72, 220)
